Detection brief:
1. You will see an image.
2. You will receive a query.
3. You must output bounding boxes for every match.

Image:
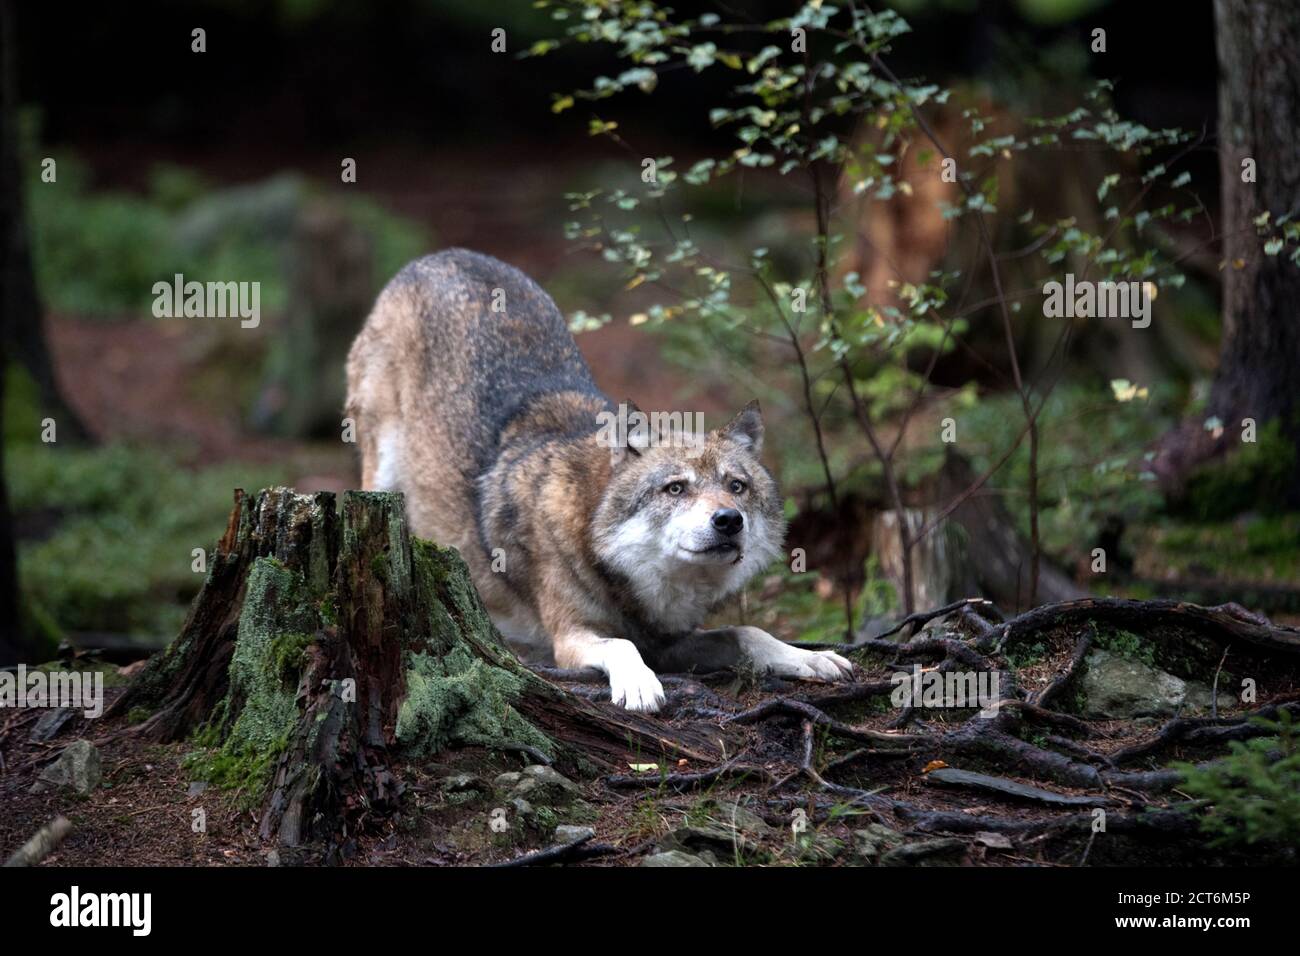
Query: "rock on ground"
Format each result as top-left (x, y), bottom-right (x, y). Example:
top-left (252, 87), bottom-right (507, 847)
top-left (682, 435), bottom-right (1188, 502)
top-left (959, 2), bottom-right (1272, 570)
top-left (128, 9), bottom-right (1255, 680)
top-left (1080, 649), bottom-right (1230, 718)
top-left (31, 739), bottom-right (101, 797)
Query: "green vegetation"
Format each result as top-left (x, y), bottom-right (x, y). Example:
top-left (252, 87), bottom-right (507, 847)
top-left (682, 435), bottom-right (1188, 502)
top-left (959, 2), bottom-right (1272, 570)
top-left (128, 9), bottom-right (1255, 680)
top-left (775, 556), bottom-right (898, 644)
top-left (1004, 640), bottom-right (1048, 670)
top-left (5, 385), bottom-right (287, 642)
top-left (964, 383), bottom-right (1170, 564)
top-left (8, 141), bottom-right (433, 649)
top-left (396, 644), bottom-right (553, 759)
top-left (25, 149), bottom-right (427, 317)
top-left (1178, 711), bottom-right (1300, 852)
top-left (398, 539), bottom-right (556, 760)
top-left (1181, 419), bottom-right (1297, 521)
top-left (1090, 624), bottom-right (1156, 667)
top-left (537, 0), bottom-right (1229, 627)
top-left (1143, 513), bottom-right (1300, 585)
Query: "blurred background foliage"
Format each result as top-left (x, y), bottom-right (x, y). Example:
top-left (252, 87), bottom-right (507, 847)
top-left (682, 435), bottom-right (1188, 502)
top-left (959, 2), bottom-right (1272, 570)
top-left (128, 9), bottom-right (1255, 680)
top-left (5, 0), bottom-right (1295, 653)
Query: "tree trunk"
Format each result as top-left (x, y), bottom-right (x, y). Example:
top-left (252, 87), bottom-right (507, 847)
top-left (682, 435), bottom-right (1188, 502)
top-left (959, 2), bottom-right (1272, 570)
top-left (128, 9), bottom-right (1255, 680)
top-left (1154, 0), bottom-right (1300, 500)
top-left (0, 0), bottom-right (91, 444)
top-left (109, 488), bottom-right (724, 855)
top-left (0, 347), bottom-right (22, 665)
top-left (870, 508), bottom-right (969, 615)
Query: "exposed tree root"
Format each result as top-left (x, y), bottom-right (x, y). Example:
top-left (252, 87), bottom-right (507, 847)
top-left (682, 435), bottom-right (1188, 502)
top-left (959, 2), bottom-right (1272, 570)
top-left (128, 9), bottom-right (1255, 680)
top-left (102, 489), bottom-right (1299, 865)
top-left (997, 597), bottom-right (1300, 656)
top-left (674, 594), bottom-right (1300, 864)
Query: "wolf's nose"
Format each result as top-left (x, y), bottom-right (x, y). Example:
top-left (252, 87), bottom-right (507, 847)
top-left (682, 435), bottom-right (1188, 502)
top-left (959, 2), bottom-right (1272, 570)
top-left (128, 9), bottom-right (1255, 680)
top-left (711, 508), bottom-right (744, 536)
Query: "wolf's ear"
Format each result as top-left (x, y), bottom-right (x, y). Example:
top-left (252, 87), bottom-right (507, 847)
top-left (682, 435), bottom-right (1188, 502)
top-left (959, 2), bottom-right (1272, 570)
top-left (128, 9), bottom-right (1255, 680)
top-left (719, 399), bottom-right (764, 453)
top-left (609, 398), bottom-right (649, 468)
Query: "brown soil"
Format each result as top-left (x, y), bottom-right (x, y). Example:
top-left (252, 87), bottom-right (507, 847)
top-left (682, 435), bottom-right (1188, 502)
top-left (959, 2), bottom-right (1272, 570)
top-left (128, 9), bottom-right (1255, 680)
top-left (2, 634), bottom-right (1292, 868)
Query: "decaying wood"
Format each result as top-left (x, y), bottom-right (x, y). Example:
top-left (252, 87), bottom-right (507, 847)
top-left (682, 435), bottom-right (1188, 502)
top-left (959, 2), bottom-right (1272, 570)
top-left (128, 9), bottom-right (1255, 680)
top-left (924, 767), bottom-right (1114, 807)
top-left (3, 815), bottom-right (72, 867)
top-left (998, 597), bottom-right (1300, 656)
top-left (870, 508), bottom-right (965, 612)
top-left (113, 487), bottom-right (731, 855)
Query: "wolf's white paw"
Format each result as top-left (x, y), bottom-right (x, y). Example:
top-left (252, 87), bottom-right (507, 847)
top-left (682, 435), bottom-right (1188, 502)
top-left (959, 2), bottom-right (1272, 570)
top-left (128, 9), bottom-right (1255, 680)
top-left (766, 645), bottom-right (854, 682)
top-left (608, 662), bottom-right (666, 713)
top-left (739, 627), bottom-right (854, 683)
top-left (788, 648), bottom-right (855, 682)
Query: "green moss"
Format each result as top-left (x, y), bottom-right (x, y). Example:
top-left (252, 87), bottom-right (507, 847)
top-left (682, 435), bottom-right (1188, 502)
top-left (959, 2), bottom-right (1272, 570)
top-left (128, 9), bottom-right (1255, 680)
top-left (1091, 624), bottom-right (1156, 668)
top-left (185, 558), bottom-right (318, 806)
top-left (416, 541), bottom-right (488, 627)
top-left (533, 805), bottom-right (560, 834)
top-left (396, 645), bottom-right (553, 760)
top-left (1005, 641), bottom-right (1048, 670)
top-left (392, 537), bottom-right (555, 762)
top-left (270, 631), bottom-right (314, 683)
top-left (118, 632), bottom-right (196, 713)
top-left (412, 537), bottom-right (508, 656)
top-left (563, 799), bottom-right (599, 825)
top-left (318, 592), bottom-right (339, 626)
top-left (185, 731), bottom-right (290, 809)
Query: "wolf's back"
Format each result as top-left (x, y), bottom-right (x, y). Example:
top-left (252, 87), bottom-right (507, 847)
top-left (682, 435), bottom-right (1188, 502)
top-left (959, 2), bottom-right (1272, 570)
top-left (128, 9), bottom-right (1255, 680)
top-left (345, 248), bottom-right (605, 552)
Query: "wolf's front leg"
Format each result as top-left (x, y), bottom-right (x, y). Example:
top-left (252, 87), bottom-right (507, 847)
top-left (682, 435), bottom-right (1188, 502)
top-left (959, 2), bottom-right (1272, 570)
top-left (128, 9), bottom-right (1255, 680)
top-left (554, 628), bottom-right (666, 713)
top-left (688, 625), bottom-right (855, 681)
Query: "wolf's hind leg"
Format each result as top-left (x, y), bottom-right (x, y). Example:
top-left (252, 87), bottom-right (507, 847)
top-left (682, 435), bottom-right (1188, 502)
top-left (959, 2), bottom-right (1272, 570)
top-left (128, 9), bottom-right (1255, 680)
top-left (554, 628), bottom-right (665, 713)
top-left (673, 626), bottom-right (854, 682)
top-left (370, 423), bottom-right (404, 492)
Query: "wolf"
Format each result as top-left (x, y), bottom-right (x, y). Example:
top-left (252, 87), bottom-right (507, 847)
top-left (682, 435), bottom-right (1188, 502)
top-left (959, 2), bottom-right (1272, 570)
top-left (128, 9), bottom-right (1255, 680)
top-left (345, 249), bottom-right (853, 711)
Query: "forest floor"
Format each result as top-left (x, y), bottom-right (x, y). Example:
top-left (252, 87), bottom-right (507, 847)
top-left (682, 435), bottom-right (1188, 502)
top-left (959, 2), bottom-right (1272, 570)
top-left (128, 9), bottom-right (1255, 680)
top-left (3, 603), bottom-right (1297, 868)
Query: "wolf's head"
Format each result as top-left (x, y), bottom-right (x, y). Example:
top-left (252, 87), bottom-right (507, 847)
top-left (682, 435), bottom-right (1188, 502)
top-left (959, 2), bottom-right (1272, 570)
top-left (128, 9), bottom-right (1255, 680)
top-left (591, 400), bottom-right (787, 634)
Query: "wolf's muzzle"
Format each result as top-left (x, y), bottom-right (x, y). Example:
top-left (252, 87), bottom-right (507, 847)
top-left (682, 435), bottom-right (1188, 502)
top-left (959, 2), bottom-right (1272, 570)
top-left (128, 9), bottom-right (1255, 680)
top-left (711, 508), bottom-right (744, 536)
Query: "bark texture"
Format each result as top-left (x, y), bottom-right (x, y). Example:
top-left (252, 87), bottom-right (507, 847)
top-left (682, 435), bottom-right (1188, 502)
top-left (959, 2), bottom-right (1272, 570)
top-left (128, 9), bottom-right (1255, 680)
top-left (109, 488), bottom-right (725, 853)
top-left (1155, 0), bottom-right (1300, 499)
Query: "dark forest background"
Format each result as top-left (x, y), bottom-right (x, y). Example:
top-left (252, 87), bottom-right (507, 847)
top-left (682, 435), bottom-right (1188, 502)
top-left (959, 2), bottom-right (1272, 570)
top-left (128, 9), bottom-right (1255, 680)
top-left (3, 0), bottom-right (1294, 666)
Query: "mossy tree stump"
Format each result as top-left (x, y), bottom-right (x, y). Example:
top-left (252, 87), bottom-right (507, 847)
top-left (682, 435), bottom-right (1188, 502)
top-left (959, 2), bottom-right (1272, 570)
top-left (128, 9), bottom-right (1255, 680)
top-left (110, 488), bottom-right (724, 853)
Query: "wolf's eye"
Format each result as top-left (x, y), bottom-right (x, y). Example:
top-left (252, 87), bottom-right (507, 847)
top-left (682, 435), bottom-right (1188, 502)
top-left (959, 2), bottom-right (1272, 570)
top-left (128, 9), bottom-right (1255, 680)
top-left (729, 479), bottom-right (747, 494)
top-left (664, 481), bottom-right (685, 495)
